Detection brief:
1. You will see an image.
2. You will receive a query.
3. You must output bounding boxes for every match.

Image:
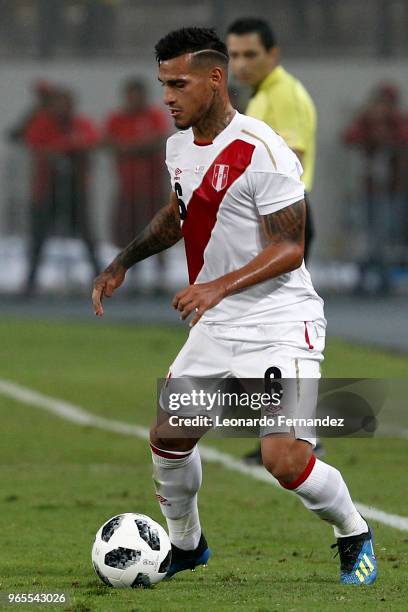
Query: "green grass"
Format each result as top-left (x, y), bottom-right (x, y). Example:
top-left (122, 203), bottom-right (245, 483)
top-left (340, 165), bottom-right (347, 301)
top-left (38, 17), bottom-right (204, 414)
top-left (1, 319), bottom-right (407, 611)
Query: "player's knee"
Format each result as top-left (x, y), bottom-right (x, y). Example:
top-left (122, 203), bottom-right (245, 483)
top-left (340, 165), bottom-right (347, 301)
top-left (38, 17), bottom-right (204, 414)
top-left (262, 454), bottom-right (295, 481)
top-left (262, 439), bottom-right (312, 483)
top-left (149, 424), bottom-right (171, 451)
top-left (149, 424), bottom-right (193, 453)
top-left (150, 424), bottom-right (167, 449)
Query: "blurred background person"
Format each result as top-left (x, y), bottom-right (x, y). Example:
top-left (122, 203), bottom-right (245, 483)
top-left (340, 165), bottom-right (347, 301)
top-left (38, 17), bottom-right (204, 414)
top-left (4, 80), bottom-right (57, 237)
top-left (7, 79), bottom-right (55, 143)
top-left (227, 17), bottom-right (316, 264)
top-left (343, 82), bottom-right (408, 294)
top-left (103, 78), bottom-right (169, 291)
top-left (227, 17), bottom-right (321, 465)
top-left (24, 87), bottom-right (100, 295)
top-left (7, 79), bottom-right (56, 144)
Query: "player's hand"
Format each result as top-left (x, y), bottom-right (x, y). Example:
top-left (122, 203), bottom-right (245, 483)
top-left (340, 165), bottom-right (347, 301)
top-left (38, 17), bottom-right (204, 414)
top-left (172, 280), bottom-right (227, 327)
top-left (92, 262), bottom-right (126, 317)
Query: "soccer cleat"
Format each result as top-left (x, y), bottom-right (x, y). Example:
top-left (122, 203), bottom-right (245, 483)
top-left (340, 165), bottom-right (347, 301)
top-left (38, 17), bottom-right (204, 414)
top-left (331, 527), bottom-right (377, 585)
top-left (165, 533), bottom-right (211, 578)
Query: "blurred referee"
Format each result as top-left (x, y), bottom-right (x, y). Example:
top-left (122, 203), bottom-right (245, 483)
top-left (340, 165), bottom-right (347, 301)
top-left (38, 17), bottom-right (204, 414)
top-left (227, 17), bottom-right (316, 262)
top-left (227, 17), bottom-right (321, 463)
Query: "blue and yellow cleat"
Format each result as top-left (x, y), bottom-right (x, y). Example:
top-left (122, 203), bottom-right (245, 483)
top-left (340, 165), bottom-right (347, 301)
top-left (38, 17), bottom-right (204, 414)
top-left (166, 533), bottom-right (211, 579)
top-left (332, 527), bottom-right (377, 585)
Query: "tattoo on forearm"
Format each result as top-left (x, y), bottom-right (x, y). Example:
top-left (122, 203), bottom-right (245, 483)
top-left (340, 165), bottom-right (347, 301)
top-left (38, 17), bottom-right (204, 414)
top-left (114, 205), bottom-right (182, 270)
top-left (262, 199), bottom-right (305, 244)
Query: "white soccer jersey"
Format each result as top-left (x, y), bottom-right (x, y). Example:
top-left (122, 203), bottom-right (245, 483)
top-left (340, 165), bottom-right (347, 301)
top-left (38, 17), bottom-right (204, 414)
top-left (165, 111), bottom-right (324, 325)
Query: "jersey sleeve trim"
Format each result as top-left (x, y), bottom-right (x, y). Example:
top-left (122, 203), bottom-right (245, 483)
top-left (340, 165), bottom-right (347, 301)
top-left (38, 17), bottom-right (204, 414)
top-left (241, 129), bottom-right (277, 170)
top-left (257, 193), bottom-right (305, 216)
top-left (248, 164), bottom-right (305, 216)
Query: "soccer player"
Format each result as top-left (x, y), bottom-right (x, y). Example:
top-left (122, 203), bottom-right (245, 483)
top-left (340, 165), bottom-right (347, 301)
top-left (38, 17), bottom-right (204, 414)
top-left (92, 27), bottom-right (377, 585)
top-left (226, 18), bottom-right (320, 464)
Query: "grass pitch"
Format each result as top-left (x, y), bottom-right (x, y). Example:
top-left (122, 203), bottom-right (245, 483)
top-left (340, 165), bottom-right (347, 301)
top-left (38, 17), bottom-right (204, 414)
top-left (1, 318), bottom-right (407, 611)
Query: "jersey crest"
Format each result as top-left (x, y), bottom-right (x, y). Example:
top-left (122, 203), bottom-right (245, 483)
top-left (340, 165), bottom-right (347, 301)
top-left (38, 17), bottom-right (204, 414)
top-left (212, 164), bottom-right (230, 192)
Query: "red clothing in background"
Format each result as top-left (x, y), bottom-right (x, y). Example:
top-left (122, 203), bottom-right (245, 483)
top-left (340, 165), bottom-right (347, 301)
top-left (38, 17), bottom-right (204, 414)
top-left (343, 109), bottom-right (408, 195)
top-left (105, 106), bottom-right (169, 246)
top-left (23, 108), bottom-right (101, 292)
top-left (25, 111), bottom-right (99, 203)
top-left (26, 110), bottom-right (99, 151)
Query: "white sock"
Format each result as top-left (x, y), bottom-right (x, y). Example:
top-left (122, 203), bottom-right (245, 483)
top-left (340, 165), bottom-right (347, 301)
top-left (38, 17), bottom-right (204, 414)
top-left (281, 456), bottom-right (368, 538)
top-left (151, 444), bottom-right (202, 550)
top-left (166, 506), bottom-right (201, 551)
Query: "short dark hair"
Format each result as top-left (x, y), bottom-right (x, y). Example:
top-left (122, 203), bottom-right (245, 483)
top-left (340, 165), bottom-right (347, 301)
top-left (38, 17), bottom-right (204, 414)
top-left (155, 27), bottom-right (229, 64)
top-left (227, 17), bottom-right (276, 50)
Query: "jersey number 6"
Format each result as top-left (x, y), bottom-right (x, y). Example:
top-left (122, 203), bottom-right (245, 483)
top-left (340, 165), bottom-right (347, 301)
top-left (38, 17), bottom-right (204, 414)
top-left (175, 181), bottom-right (187, 220)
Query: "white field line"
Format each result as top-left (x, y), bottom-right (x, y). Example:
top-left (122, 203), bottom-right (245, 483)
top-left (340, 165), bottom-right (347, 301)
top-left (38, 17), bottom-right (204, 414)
top-left (1, 378), bottom-right (407, 533)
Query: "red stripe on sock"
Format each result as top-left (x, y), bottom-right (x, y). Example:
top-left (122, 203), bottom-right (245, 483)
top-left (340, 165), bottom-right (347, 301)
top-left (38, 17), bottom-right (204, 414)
top-left (150, 443), bottom-right (193, 460)
top-left (279, 454), bottom-right (316, 490)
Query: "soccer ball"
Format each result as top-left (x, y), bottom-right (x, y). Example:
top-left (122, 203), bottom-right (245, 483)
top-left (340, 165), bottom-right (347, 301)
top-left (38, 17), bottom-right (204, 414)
top-left (92, 513), bottom-right (172, 588)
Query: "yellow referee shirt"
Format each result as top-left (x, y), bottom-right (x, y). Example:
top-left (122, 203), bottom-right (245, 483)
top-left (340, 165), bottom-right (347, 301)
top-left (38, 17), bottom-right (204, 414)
top-left (246, 66), bottom-right (316, 192)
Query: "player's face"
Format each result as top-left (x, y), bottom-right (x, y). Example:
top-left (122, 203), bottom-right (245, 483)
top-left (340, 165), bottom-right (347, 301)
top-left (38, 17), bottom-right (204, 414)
top-left (227, 33), bottom-right (278, 87)
top-left (158, 54), bottom-right (217, 129)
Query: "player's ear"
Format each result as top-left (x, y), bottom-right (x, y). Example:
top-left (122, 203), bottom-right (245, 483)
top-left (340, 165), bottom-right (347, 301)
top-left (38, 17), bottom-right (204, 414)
top-left (209, 66), bottom-right (223, 89)
top-left (268, 46), bottom-right (280, 64)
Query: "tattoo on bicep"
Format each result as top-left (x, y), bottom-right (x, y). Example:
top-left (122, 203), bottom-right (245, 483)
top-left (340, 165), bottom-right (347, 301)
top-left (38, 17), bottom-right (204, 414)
top-left (262, 199), bottom-right (305, 244)
top-left (117, 204), bottom-right (182, 269)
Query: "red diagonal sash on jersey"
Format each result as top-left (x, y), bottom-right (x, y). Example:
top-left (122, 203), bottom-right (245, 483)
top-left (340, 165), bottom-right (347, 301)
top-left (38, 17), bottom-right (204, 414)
top-left (182, 139), bottom-right (255, 283)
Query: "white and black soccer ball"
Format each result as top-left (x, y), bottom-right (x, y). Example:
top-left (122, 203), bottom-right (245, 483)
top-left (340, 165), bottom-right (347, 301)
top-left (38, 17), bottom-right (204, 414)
top-left (92, 513), bottom-right (172, 588)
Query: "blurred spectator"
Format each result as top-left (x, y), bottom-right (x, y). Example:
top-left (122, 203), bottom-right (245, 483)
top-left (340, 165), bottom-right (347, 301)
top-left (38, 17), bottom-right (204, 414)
top-left (24, 88), bottom-right (101, 294)
top-left (7, 80), bottom-right (56, 143)
top-left (104, 78), bottom-right (169, 289)
top-left (343, 82), bottom-right (408, 293)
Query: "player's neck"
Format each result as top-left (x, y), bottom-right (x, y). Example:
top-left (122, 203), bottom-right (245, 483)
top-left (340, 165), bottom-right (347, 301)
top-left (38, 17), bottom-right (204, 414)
top-left (193, 97), bottom-right (236, 144)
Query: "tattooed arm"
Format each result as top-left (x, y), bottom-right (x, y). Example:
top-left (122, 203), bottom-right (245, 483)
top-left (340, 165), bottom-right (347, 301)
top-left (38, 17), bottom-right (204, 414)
top-left (173, 199), bottom-right (305, 326)
top-left (115, 192), bottom-right (182, 268)
top-left (220, 198), bottom-right (305, 294)
top-left (92, 191), bottom-right (182, 316)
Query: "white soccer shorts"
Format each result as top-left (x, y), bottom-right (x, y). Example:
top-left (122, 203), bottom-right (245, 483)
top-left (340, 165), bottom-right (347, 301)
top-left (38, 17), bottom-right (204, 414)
top-left (162, 319), bottom-right (326, 447)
